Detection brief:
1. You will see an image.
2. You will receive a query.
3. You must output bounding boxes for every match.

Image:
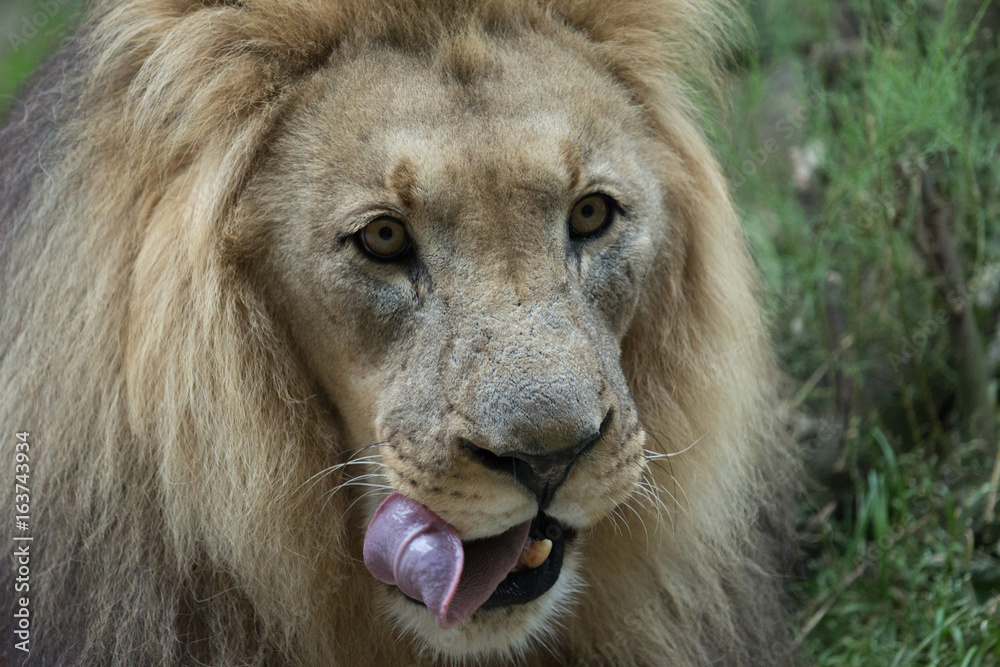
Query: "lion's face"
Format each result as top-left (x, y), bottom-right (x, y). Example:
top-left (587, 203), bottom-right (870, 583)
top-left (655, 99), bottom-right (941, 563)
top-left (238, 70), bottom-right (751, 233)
top-left (247, 29), bottom-right (666, 655)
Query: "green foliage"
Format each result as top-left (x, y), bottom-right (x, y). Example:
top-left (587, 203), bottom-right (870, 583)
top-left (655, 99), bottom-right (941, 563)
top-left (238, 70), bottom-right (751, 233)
top-left (715, 0), bottom-right (1000, 663)
top-left (0, 0), bottom-right (82, 121)
top-left (802, 431), bottom-right (1000, 665)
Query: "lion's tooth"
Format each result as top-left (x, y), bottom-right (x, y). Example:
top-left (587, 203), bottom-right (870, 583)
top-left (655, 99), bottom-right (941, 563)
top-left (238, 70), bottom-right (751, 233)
top-left (517, 538), bottom-right (553, 570)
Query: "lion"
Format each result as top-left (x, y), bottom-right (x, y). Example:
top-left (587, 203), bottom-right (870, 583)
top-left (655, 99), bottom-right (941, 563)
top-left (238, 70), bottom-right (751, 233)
top-left (0, 0), bottom-right (796, 664)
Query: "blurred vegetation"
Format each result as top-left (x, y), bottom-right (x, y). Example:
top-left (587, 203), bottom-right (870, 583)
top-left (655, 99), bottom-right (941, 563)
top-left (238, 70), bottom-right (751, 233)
top-left (715, 0), bottom-right (1000, 663)
top-left (2, 0), bottom-right (998, 664)
top-left (0, 0), bottom-right (82, 119)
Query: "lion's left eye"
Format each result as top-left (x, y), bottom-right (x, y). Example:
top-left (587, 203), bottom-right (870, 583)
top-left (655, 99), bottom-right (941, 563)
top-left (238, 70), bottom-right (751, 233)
top-left (357, 217), bottom-right (411, 260)
top-left (569, 194), bottom-right (615, 238)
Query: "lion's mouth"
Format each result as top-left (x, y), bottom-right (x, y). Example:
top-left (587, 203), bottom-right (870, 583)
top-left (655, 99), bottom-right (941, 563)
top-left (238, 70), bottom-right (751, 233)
top-left (363, 493), bottom-right (573, 627)
top-left (478, 511), bottom-right (571, 611)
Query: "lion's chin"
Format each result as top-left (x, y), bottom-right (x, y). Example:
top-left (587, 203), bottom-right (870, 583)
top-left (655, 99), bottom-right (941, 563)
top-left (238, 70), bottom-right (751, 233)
top-left (383, 549), bottom-right (583, 659)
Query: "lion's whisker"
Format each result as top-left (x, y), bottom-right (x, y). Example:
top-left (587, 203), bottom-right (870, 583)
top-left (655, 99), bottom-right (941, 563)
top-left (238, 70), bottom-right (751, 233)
top-left (350, 440), bottom-right (394, 458)
top-left (639, 429), bottom-right (679, 488)
top-left (605, 511), bottom-right (621, 537)
top-left (638, 440), bottom-right (691, 514)
top-left (634, 480), bottom-right (666, 517)
top-left (306, 454), bottom-right (384, 479)
top-left (622, 498), bottom-right (651, 542)
top-left (296, 455), bottom-right (386, 493)
top-left (320, 480), bottom-right (394, 508)
top-left (643, 435), bottom-right (704, 460)
top-left (334, 471), bottom-right (387, 482)
top-left (636, 476), bottom-right (675, 532)
top-left (644, 477), bottom-right (682, 516)
top-left (340, 487), bottom-right (393, 525)
top-left (634, 487), bottom-right (663, 527)
top-left (611, 506), bottom-right (632, 539)
top-left (326, 477), bottom-right (392, 496)
top-left (641, 429), bottom-right (703, 514)
top-left (665, 473), bottom-right (691, 509)
top-left (637, 479), bottom-right (669, 512)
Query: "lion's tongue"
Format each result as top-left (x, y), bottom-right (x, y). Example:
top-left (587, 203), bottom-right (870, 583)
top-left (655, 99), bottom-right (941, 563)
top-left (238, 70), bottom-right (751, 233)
top-left (363, 492), bottom-right (531, 629)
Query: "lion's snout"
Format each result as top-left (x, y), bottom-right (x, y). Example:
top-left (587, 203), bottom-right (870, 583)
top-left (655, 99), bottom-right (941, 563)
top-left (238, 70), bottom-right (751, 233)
top-left (426, 298), bottom-right (637, 512)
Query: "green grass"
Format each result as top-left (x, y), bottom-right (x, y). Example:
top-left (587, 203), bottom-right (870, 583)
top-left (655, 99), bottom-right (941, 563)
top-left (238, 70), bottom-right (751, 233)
top-left (2, 0), bottom-right (998, 663)
top-left (714, 0), bottom-right (1000, 663)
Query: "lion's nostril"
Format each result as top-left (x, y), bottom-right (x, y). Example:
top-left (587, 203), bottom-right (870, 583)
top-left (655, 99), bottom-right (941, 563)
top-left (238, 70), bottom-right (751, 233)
top-left (459, 438), bottom-right (515, 475)
top-left (459, 408), bottom-right (612, 509)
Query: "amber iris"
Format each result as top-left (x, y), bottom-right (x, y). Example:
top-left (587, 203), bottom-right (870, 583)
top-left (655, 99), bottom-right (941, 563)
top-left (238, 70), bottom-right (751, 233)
top-left (360, 217), bottom-right (409, 259)
top-left (569, 194), bottom-right (611, 237)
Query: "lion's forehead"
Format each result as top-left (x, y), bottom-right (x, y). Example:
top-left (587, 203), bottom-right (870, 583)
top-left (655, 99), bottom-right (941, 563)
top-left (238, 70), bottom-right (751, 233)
top-left (294, 96), bottom-right (654, 265)
top-left (296, 37), bottom-right (651, 198)
top-left (318, 31), bottom-right (639, 129)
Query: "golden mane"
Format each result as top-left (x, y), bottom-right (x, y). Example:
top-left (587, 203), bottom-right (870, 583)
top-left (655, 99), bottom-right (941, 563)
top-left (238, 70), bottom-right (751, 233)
top-left (0, 0), bottom-right (794, 664)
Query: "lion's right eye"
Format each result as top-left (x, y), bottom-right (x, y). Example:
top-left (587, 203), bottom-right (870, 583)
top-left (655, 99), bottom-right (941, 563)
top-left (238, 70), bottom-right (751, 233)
top-left (569, 193), bottom-right (615, 238)
top-left (357, 217), bottom-right (411, 261)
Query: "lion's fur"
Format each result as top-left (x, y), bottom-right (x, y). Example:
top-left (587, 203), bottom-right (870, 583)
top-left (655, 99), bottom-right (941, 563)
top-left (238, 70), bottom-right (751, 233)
top-left (1, 1), bottom-right (796, 665)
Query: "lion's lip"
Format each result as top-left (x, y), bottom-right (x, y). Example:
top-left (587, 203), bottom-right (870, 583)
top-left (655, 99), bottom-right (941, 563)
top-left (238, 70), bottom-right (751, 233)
top-left (401, 511), bottom-right (572, 613)
top-left (365, 493), bottom-right (574, 625)
top-left (364, 492), bottom-right (534, 627)
top-left (478, 511), bottom-right (572, 610)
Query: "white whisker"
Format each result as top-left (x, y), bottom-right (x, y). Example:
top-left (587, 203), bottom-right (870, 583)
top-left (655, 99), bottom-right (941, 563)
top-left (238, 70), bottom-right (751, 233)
top-left (643, 434), bottom-right (704, 460)
top-left (606, 510), bottom-right (621, 537)
top-left (611, 506), bottom-right (632, 539)
top-left (297, 454), bottom-right (386, 493)
top-left (326, 479), bottom-right (392, 495)
top-left (622, 498), bottom-right (650, 542)
top-left (343, 487), bottom-right (392, 521)
top-left (636, 476), bottom-right (675, 532)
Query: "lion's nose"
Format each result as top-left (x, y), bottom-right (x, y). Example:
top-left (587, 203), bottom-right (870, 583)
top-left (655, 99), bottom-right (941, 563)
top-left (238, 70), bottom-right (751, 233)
top-left (461, 410), bottom-right (611, 509)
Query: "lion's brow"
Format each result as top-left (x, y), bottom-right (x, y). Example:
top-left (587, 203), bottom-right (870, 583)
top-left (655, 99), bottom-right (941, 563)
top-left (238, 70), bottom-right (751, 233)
top-left (560, 138), bottom-right (583, 192)
top-left (387, 157), bottom-right (420, 209)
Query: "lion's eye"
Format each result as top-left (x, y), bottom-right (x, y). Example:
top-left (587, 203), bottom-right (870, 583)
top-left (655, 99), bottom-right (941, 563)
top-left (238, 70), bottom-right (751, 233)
top-left (358, 217), bottom-right (410, 260)
top-left (569, 194), bottom-right (614, 238)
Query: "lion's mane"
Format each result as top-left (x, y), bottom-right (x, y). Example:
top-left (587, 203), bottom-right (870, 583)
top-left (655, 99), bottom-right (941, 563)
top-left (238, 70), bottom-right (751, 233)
top-left (1, 1), bottom-right (795, 664)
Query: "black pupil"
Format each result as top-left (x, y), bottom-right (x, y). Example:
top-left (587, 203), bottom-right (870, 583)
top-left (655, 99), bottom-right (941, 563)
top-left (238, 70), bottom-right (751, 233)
top-left (581, 204), bottom-right (595, 218)
top-left (378, 225), bottom-right (394, 241)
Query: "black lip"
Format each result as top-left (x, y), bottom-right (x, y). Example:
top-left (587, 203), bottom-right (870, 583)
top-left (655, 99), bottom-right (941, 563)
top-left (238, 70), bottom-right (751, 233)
top-left (479, 512), bottom-right (572, 610)
top-left (403, 512), bottom-right (574, 614)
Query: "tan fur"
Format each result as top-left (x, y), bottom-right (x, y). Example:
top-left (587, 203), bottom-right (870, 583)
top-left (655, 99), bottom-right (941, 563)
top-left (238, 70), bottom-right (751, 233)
top-left (0, 1), bottom-right (795, 665)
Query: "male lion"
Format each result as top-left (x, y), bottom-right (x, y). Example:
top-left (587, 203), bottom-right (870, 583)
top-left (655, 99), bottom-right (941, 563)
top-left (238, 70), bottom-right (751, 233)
top-left (0, 0), bottom-right (795, 664)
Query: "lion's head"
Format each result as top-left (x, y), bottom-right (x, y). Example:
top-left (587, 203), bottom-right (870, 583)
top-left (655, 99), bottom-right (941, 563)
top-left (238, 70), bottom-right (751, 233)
top-left (244, 29), bottom-right (667, 651)
top-left (1, 1), bottom-right (794, 665)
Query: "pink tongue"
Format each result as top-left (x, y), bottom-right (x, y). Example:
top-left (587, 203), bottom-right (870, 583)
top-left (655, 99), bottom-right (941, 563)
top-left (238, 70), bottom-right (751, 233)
top-left (363, 492), bottom-right (531, 628)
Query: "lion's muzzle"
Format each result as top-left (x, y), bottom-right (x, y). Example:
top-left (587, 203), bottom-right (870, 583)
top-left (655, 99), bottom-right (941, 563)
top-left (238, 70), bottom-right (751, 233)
top-left (363, 492), bottom-right (573, 627)
top-left (459, 409), bottom-right (607, 509)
